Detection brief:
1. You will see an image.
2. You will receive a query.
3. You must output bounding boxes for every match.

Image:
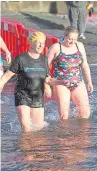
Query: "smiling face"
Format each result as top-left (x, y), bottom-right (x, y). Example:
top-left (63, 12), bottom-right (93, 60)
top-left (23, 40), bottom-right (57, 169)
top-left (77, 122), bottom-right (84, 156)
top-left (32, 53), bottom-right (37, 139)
top-left (29, 32), bottom-right (46, 54)
top-left (64, 32), bottom-right (78, 47)
top-left (32, 39), bottom-right (46, 54)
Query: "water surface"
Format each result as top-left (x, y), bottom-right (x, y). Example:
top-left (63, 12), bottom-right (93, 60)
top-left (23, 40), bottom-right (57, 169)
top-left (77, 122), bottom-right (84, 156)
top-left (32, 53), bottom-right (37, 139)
top-left (1, 65), bottom-right (97, 171)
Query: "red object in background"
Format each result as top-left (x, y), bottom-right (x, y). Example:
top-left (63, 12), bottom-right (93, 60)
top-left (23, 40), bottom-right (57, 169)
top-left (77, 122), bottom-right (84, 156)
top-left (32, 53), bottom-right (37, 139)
top-left (0, 18), bottom-right (59, 100)
top-left (0, 17), bottom-right (59, 76)
top-left (45, 34), bottom-right (59, 76)
top-left (1, 18), bottom-right (24, 59)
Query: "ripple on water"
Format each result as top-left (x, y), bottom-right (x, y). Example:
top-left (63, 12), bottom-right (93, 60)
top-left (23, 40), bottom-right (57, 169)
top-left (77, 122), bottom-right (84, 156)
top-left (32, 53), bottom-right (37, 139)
top-left (1, 65), bottom-right (97, 171)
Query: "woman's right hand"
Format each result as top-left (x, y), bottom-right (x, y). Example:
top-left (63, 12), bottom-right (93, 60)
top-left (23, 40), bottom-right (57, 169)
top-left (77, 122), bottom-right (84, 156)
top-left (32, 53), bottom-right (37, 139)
top-left (6, 52), bottom-right (11, 64)
top-left (0, 81), bottom-right (4, 93)
top-left (87, 82), bottom-right (93, 93)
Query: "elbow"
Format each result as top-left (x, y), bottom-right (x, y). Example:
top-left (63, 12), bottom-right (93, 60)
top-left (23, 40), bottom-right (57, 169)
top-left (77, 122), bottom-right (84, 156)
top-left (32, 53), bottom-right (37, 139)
top-left (81, 63), bottom-right (90, 73)
top-left (82, 63), bottom-right (89, 70)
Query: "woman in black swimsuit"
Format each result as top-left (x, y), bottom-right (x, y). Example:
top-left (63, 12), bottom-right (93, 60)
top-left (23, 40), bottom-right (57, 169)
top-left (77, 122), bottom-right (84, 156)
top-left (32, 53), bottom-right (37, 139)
top-left (0, 31), bottom-right (53, 132)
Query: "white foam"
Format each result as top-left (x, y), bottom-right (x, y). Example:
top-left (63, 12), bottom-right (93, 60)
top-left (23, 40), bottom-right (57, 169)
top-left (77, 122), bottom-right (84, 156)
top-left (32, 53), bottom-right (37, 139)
top-left (0, 99), bottom-right (5, 104)
top-left (30, 120), bottom-right (49, 132)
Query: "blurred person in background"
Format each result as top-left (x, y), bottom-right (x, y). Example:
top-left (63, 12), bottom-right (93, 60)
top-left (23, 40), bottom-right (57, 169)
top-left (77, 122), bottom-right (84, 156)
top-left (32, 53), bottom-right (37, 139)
top-left (66, 1), bottom-right (94, 39)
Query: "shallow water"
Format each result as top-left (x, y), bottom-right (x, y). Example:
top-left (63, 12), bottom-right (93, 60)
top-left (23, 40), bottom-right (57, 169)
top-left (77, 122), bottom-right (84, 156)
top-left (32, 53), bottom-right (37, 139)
top-left (1, 65), bottom-right (97, 171)
top-left (1, 11), bottom-right (97, 171)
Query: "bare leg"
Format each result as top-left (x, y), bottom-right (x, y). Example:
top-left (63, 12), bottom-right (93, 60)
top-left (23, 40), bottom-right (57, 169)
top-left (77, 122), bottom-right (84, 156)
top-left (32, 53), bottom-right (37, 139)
top-left (55, 85), bottom-right (70, 120)
top-left (30, 107), bottom-right (44, 125)
top-left (16, 105), bottom-right (32, 132)
top-left (71, 81), bottom-right (90, 119)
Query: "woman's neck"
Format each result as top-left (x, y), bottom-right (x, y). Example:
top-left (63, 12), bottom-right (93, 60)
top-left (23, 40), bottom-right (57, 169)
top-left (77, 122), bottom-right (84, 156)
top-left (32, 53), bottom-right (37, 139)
top-left (61, 42), bottom-right (78, 54)
top-left (28, 49), bottom-right (40, 59)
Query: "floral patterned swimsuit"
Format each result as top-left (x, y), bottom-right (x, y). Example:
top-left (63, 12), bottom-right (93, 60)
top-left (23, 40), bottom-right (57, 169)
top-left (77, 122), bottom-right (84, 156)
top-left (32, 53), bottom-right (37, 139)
top-left (53, 43), bottom-right (83, 91)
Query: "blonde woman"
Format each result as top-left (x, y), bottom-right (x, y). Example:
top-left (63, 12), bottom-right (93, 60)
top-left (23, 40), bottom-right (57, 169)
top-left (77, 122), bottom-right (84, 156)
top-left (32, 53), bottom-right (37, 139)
top-left (47, 26), bottom-right (93, 120)
top-left (0, 32), bottom-right (53, 132)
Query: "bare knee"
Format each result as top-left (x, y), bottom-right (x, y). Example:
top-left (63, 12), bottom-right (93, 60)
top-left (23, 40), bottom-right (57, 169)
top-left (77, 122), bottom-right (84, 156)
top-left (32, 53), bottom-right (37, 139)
top-left (60, 115), bottom-right (69, 120)
top-left (78, 106), bottom-right (90, 119)
top-left (59, 108), bottom-right (69, 120)
top-left (80, 112), bottom-right (90, 119)
top-left (16, 105), bottom-right (31, 132)
top-left (22, 124), bottom-right (32, 133)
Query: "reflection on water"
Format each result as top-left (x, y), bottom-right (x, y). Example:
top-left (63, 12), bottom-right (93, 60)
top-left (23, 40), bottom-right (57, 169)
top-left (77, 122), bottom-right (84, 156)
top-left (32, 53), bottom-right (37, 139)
top-left (17, 120), bottom-right (91, 169)
top-left (1, 119), bottom-right (97, 171)
top-left (1, 66), bottom-right (97, 171)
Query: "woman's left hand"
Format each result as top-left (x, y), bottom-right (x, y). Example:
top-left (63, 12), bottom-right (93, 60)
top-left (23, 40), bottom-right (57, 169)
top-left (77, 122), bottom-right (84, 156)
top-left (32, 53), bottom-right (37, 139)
top-left (87, 82), bottom-right (93, 93)
top-left (45, 76), bottom-right (57, 86)
top-left (44, 86), bottom-right (52, 98)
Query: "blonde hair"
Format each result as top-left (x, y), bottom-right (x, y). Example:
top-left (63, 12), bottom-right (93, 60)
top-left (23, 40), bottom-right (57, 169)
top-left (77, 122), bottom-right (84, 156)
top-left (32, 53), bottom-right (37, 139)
top-left (28, 31), bottom-right (46, 44)
top-left (64, 26), bottom-right (79, 36)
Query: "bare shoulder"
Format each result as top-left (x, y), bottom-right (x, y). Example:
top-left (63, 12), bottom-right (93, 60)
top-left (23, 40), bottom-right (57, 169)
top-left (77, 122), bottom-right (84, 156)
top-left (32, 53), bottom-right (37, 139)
top-left (77, 41), bottom-right (87, 61)
top-left (48, 42), bottom-right (60, 54)
top-left (50, 42), bottom-right (60, 49)
top-left (77, 41), bottom-right (85, 48)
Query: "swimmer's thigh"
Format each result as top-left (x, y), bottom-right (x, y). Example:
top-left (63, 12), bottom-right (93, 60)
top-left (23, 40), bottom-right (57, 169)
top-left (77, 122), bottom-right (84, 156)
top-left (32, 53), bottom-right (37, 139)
top-left (30, 107), bottom-right (44, 125)
top-left (16, 105), bottom-right (31, 132)
top-left (71, 81), bottom-right (90, 118)
top-left (30, 94), bottom-right (44, 125)
top-left (55, 85), bottom-right (71, 119)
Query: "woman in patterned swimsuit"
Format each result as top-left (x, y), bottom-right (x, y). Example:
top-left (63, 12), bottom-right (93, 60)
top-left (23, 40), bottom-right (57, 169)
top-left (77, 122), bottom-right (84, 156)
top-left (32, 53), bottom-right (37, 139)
top-left (47, 26), bottom-right (93, 120)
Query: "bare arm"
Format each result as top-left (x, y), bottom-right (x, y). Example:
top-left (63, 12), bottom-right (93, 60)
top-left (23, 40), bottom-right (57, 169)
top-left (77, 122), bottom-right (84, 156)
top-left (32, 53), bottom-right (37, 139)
top-left (47, 43), bottom-right (59, 66)
top-left (0, 36), bottom-right (11, 63)
top-left (0, 71), bottom-right (15, 91)
top-left (47, 43), bottom-right (64, 86)
top-left (0, 36), bottom-right (10, 53)
top-left (78, 42), bottom-right (93, 92)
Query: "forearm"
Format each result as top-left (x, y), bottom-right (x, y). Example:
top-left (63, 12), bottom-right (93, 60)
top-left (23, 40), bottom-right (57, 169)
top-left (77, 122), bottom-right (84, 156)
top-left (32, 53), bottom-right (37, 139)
top-left (0, 37), bottom-right (10, 54)
top-left (82, 64), bottom-right (92, 84)
top-left (45, 76), bottom-right (64, 86)
top-left (0, 71), bottom-right (15, 85)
